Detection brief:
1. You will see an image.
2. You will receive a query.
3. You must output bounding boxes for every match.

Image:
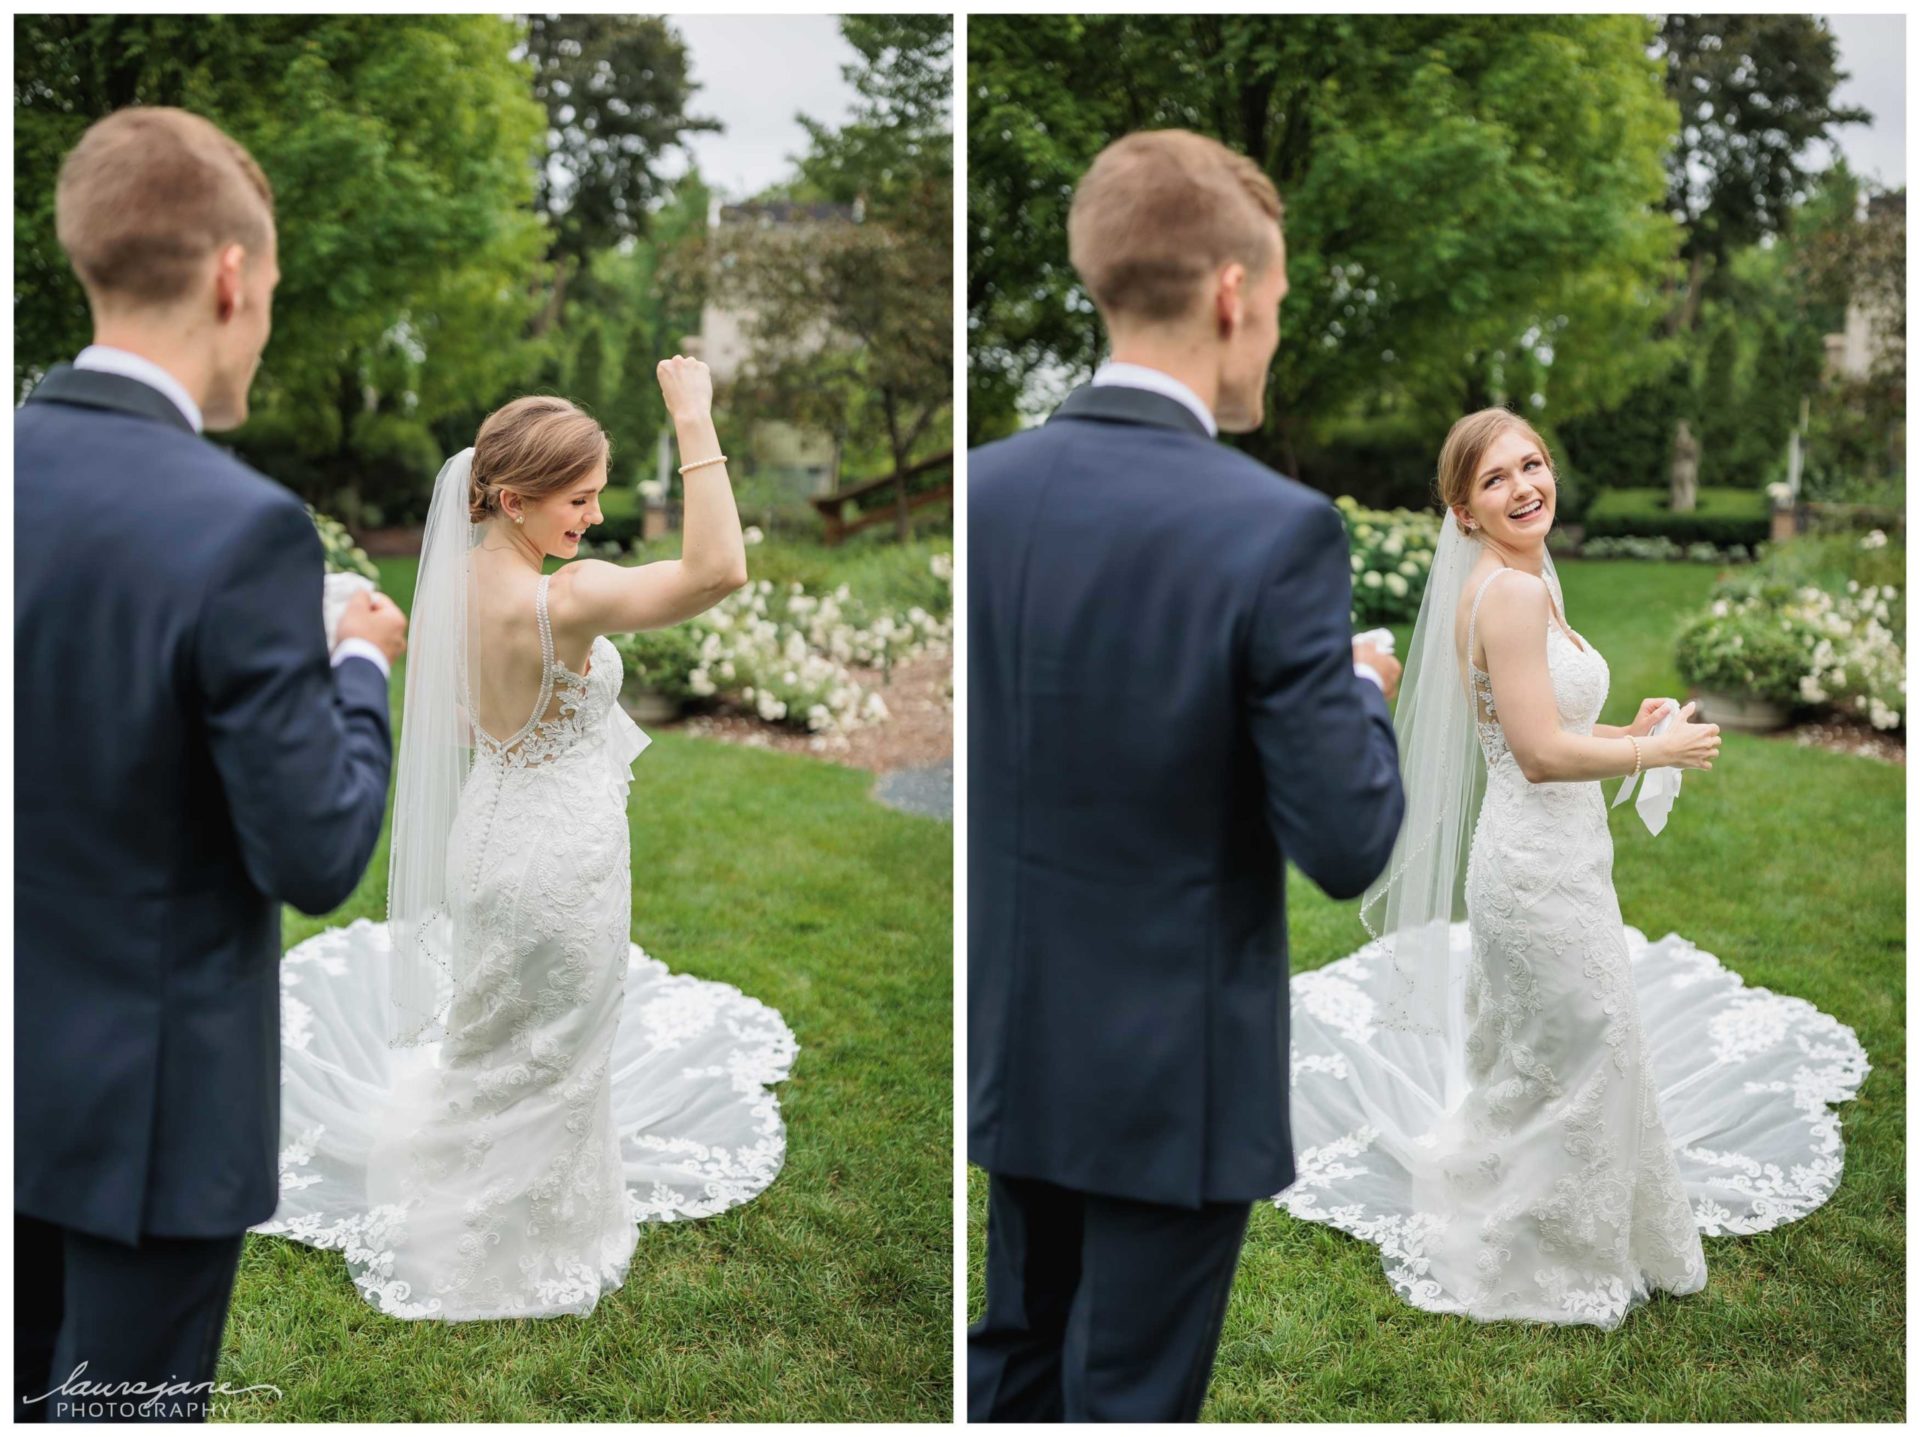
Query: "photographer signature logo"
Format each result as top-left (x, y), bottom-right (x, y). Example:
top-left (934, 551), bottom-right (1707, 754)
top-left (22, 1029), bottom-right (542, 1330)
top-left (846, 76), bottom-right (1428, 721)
top-left (21, 1363), bottom-right (282, 1419)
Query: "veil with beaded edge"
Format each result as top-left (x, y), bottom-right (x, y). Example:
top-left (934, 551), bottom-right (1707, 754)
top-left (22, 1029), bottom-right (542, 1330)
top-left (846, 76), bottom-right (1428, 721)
top-left (384, 446), bottom-right (482, 1047)
top-left (1355, 507), bottom-right (1562, 1110)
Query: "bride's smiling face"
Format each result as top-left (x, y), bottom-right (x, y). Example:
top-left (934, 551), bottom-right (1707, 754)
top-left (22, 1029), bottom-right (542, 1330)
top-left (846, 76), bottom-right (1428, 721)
top-left (1454, 427), bottom-right (1556, 550)
top-left (504, 462), bottom-right (608, 557)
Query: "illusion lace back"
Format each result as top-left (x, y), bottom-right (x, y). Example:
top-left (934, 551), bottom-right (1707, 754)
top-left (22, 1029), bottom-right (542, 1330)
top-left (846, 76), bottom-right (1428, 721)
top-left (1282, 567), bottom-right (1868, 1328)
top-left (253, 574), bottom-right (796, 1320)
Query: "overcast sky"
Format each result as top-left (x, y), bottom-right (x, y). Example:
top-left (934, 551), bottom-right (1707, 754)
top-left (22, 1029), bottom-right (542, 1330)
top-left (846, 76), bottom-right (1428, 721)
top-left (665, 14), bottom-right (860, 200)
top-left (1818, 13), bottom-right (1906, 187)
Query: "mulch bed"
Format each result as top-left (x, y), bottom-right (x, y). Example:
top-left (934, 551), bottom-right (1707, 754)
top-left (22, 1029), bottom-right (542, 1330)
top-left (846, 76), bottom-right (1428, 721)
top-left (1767, 717), bottom-right (1906, 765)
top-left (666, 651), bottom-right (953, 775)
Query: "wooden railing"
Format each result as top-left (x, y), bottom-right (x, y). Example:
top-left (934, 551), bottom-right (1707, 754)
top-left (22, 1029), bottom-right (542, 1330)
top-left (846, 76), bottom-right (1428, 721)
top-left (810, 450), bottom-right (953, 545)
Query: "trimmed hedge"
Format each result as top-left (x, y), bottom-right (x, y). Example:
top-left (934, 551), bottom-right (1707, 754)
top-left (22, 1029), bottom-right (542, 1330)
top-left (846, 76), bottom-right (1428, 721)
top-left (1583, 486), bottom-right (1770, 548)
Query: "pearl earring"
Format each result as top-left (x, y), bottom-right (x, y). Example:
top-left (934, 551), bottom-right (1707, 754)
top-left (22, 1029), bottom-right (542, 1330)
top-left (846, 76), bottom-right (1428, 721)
top-left (513, 513), bottom-right (523, 525)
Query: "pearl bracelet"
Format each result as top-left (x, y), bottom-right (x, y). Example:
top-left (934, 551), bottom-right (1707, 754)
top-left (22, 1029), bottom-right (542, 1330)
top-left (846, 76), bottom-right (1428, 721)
top-left (1627, 735), bottom-right (1642, 777)
top-left (678, 454), bottom-right (727, 475)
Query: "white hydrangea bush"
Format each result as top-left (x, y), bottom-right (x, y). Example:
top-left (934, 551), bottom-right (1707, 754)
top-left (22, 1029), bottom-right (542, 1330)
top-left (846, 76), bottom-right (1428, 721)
top-left (678, 551), bottom-right (953, 737)
top-left (1335, 496), bottom-right (1439, 625)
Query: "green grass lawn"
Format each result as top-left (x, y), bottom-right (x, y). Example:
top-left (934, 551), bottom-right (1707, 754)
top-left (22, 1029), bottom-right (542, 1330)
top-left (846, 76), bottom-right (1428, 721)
top-left (967, 558), bottom-right (1905, 1421)
top-left (218, 561), bottom-right (953, 1421)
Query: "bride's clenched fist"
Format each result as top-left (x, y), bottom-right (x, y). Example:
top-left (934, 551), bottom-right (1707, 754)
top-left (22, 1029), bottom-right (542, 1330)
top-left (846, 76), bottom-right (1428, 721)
top-left (656, 355), bottom-right (713, 424)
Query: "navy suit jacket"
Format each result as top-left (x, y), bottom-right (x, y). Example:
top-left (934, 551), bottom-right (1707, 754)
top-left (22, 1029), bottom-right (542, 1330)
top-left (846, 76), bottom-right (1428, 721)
top-left (15, 365), bottom-right (394, 1244)
top-left (968, 383), bottom-right (1405, 1209)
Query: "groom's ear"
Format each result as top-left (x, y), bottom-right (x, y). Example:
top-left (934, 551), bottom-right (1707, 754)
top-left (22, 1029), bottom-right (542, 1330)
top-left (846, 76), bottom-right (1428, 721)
top-left (212, 243), bottom-right (247, 323)
top-left (1214, 261), bottom-right (1248, 336)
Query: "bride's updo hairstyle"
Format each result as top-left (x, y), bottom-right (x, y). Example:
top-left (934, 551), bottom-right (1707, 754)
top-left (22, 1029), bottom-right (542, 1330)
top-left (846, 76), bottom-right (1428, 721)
top-left (468, 396), bottom-right (609, 523)
top-left (1436, 407), bottom-right (1558, 534)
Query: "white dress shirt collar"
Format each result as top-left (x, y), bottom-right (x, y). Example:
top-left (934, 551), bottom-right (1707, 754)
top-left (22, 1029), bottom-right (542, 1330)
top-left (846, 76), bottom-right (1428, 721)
top-left (1090, 361), bottom-right (1218, 438)
top-left (73, 345), bottom-right (204, 434)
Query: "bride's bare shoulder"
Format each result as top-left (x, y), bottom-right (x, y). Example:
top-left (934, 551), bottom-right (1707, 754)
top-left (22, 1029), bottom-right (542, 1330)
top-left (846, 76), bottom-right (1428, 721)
top-left (1473, 566), bottom-right (1550, 632)
top-left (544, 559), bottom-right (619, 633)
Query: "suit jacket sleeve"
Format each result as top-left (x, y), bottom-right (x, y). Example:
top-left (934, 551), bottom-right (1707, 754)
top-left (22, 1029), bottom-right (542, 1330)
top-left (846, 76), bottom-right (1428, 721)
top-left (195, 498), bottom-right (394, 915)
top-left (1244, 499), bottom-right (1405, 900)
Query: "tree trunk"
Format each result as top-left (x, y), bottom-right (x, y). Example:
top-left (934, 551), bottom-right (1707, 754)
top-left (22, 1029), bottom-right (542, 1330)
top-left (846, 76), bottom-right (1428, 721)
top-left (882, 388), bottom-right (911, 542)
top-left (1669, 417), bottom-right (1700, 514)
top-left (530, 256), bottom-right (574, 338)
top-left (1664, 250), bottom-right (1711, 339)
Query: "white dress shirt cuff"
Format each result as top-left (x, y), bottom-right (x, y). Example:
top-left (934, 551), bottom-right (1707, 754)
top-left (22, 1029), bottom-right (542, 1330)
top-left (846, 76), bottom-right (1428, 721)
top-left (332, 637), bottom-right (391, 680)
top-left (1354, 662), bottom-right (1385, 692)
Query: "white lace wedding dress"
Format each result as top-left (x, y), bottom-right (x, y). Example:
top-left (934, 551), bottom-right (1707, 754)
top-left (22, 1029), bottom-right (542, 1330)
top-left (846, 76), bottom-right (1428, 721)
top-left (1282, 567), bottom-right (1868, 1328)
top-left (253, 574), bottom-right (797, 1320)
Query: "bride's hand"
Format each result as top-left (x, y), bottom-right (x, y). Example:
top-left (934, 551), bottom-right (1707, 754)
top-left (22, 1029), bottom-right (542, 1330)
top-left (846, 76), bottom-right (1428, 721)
top-left (1650, 701), bottom-right (1720, 771)
top-left (656, 355), bottom-right (713, 424)
top-left (1627, 696), bottom-right (1676, 736)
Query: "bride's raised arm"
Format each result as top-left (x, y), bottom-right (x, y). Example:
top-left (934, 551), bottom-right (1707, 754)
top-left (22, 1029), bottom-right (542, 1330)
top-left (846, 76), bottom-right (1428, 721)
top-left (556, 355), bottom-right (749, 636)
top-left (1480, 571), bottom-right (1718, 783)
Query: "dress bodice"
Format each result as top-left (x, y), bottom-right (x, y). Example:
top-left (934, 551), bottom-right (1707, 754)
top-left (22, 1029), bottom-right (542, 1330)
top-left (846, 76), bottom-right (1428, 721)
top-left (1465, 567), bottom-right (1609, 775)
top-left (473, 573), bottom-right (628, 772)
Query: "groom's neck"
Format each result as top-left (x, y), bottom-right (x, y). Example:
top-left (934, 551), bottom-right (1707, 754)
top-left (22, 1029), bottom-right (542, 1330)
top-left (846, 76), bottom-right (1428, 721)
top-left (87, 320), bottom-right (216, 414)
top-left (1105, 336), bottom-right (1221, 417)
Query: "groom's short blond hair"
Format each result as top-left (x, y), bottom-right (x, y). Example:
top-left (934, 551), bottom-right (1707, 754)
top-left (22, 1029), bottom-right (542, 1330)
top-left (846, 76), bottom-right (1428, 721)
top-left (55, 106), bottom-right (275, 310)
top-left (1069, 129), bottom-right (1284, 326)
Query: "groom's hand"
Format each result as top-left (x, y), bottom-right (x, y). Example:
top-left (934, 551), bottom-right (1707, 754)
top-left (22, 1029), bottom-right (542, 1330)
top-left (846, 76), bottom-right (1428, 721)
top-left (337, 590), bottom-right (407, 664)
top-left (1353, 640), bottom-right (1401, 701)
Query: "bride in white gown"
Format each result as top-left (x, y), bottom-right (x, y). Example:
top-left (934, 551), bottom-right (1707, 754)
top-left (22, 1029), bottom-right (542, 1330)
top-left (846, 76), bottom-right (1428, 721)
top-left (1280, 409), bottom-right (1868, 1329)
top-left (253, 360), bottom-right (796, 1321)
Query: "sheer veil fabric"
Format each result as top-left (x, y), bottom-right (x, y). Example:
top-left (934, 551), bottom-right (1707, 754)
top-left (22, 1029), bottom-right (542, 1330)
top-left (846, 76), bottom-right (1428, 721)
top-left (386, 446), bottom-right (480, 1048)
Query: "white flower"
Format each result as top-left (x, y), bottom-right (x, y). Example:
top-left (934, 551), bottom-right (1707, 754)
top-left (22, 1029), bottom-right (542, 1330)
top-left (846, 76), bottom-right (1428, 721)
top-left (1362, 570), bottom-right (1383, 589)
top-left (1385, 572), bottom-right (1409, 598)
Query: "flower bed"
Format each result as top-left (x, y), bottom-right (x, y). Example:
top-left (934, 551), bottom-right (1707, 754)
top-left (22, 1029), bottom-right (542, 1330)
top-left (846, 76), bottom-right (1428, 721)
top-left (1335, 495), bottom-right (1438, 625)
top-left (1674, 530), bottom-right (1905, 732)
top-left (610, 549), bottom-right (953, 738)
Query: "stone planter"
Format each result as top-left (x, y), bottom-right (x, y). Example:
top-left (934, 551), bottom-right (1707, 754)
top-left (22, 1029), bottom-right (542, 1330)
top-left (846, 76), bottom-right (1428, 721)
top-left (623, 688), bottom-right (684, 725)
top-left (1688, 687), bottom-right (1791, 734)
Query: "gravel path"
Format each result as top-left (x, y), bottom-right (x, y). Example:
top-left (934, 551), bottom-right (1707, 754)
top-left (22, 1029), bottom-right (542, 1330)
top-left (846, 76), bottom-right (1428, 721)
top-left (872, 761), bottom-right (953, 821)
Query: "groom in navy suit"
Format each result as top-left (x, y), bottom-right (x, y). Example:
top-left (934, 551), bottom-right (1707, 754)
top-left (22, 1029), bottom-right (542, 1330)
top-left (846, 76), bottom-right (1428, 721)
top-left (15, 109), bottom-right (405, 1421)
top-left (968, 130), bottom-right (1406, 1421)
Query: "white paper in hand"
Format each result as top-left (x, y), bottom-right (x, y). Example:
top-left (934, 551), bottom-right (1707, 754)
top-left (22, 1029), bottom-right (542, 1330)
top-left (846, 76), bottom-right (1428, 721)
top-left (1354, 627), bottom-right (1395, 656)
top-left (323, 572), bottom-right (377, 651)
top-left (1613, 700), bottom-right (1683, 836)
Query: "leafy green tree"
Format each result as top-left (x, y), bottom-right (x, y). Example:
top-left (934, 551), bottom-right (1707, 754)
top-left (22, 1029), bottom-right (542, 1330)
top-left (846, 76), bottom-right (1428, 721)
top-left (585, 172), bottom-right (712, 490)
top-left (1656, 15), bottom-right (1871, 334)
top-left (722, 16), bottom-right (952, 539)
top-left (1651, 14), bottom-right (1870, 505)
top-left (520, 14), bottom-right (717, 332)
top-left (797, 14), bottom-right (953, 219)
top-left (968, 14), bottom-right (1679, 476)
top-left (15, 14), bottom-right (550, 518)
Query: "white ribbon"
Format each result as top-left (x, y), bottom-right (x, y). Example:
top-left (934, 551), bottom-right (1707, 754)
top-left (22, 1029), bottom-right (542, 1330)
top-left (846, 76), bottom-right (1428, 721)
top-left (1613, 699), bottom-right (1683, 835)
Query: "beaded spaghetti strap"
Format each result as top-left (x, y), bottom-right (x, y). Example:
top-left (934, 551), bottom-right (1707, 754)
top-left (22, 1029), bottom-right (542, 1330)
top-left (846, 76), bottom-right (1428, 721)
top-left (1465, 566), bottom-right (1516, 677)
top-left (491, 575), bottom-right (558, 754)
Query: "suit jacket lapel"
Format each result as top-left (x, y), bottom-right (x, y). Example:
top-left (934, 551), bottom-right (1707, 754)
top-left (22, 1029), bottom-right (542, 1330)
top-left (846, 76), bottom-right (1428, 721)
top-left (21, 365), bottom-right (198, 435)
top-left (1048, 383), bottom-right (1214, 441)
